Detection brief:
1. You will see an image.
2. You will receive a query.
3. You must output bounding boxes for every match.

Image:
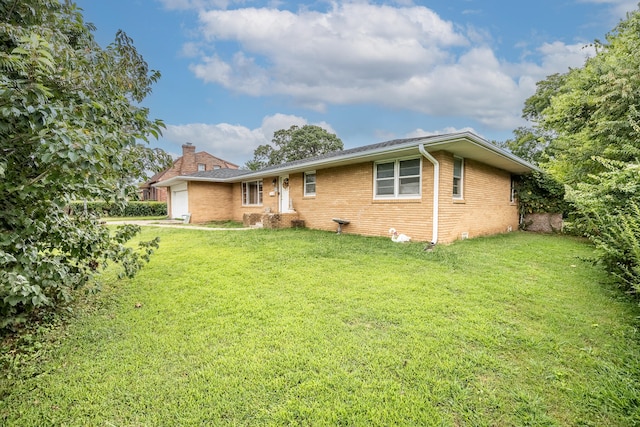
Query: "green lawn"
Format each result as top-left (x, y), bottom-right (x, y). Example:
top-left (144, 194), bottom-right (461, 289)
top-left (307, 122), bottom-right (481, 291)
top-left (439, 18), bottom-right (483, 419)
top-left (2, 229), bottom-right (640, 426)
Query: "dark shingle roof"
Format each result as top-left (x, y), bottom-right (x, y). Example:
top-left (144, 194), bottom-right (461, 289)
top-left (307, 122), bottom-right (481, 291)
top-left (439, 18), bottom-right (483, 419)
top-left (185, 168), bottom-right (253, 179)
top-left (256, 135), bottom-right (429, 173)
top-left (160, 132), bottom-right (536, 184)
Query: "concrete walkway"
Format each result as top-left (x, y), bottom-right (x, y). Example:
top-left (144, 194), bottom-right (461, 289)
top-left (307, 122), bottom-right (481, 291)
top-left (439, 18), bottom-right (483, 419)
top-left (105, 219), bottom-right (252, 231)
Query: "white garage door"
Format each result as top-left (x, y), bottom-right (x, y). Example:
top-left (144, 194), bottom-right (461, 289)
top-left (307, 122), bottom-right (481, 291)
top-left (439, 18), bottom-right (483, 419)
top-left (171, 183), bottom-right (189, 219)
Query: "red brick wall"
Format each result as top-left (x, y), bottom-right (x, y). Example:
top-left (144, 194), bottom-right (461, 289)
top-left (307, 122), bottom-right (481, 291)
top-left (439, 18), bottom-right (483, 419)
top-left (163, 149), bottom-right (238, 181)
top-left (146, 144), bottom-right (238, 202)
top-left (180, 143), bottom-right (196, 173)
top-left (154, 187), bottom-right (168, 202)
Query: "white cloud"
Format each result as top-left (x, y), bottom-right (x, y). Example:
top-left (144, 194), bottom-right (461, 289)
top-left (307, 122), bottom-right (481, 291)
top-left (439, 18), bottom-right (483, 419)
top-left (537, 41), bottom-right (595, 71)
top-left (190, 52), bottom-right (269, 95)
top-left (180, 41), bottom-right (202, 58)
top-left (162, 122), bottom-right (265, 166)
top-left (191, 3), bottom-right (467, 110)
top-left (183, 2), bottom-right (604, 130)
top-left (577, 0), bottom-right (638, 22)
top-left (168, 1), bottom-right (636, 132)
top-left (190, 55), bottom-right (233, 86)
top-left (160, 114), bottom-right (336, 165)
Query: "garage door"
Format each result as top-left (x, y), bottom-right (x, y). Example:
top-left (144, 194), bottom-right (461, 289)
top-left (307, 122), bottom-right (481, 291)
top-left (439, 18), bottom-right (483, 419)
top-left (171, 185), bottom-right (189, 219)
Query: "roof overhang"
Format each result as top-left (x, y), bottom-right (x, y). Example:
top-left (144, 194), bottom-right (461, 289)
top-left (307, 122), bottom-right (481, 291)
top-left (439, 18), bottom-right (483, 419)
top-left (153, 132), bottom-right (537, 188)
top-left (423, 132), bottom-right (538, 174)
top-left (153, 175), bottom-right (234, 187)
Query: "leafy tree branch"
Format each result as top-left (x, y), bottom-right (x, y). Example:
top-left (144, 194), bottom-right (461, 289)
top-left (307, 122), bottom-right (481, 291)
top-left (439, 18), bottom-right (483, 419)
top-left (0, 0), bottom-right (172, 331)
top-left (246, 124), bottom-right (343, 170)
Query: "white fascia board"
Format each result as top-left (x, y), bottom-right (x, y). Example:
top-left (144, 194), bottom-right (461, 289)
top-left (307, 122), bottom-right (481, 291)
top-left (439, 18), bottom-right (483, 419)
top-left (152, 176), bottom-right (227, 187)
top-left (152, 177), bottom-right (182, 187)
top-left (425, 132), bottom-right (540, 173)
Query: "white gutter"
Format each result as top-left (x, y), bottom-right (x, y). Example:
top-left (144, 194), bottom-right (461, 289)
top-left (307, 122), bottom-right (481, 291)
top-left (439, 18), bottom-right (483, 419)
top-left (419, 144), bottom-right (439, 244)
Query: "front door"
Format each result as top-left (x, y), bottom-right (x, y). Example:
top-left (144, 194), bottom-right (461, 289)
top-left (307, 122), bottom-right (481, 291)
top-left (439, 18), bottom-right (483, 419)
top-left (279, 175), bottom-right (291, 213)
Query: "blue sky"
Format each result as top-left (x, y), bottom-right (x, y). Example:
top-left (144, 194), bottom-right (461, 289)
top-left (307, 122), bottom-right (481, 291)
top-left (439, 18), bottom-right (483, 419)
top-left (75, 0), bottom-right (638, 166)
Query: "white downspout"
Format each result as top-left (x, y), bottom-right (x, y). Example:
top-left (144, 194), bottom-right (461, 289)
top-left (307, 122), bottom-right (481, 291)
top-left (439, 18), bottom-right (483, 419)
top-left (419, 144), bottom-right (439, 244)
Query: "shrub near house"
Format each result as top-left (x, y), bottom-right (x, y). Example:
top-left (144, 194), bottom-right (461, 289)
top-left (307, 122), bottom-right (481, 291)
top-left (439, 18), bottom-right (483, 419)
top-left (69, 201), bottom-right (167, 217)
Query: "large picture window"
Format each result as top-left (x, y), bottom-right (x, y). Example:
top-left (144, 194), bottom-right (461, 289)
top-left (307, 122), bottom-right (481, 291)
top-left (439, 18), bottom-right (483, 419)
top-left (453, 157), bottom-right (464, 199)
top-left (242, 180), bottom-right (263, 206)
top-left (374, 158), bottom-right (421, 199)
top-left (304, 171), bottom-right (316, 196)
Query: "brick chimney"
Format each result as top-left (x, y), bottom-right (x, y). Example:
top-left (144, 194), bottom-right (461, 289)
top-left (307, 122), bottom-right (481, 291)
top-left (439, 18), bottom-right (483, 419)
top-left (181, 142), bottom-right (196, 174)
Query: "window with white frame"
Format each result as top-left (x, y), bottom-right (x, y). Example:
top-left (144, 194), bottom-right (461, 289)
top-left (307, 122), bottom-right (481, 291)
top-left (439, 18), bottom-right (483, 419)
top-left (510, 176), bottom-right (516, 203)
top-left (304, 171), bottom-right (316, 196)
top-left (374, 158), bottom-right (421, 199)
top-left (197, 163), bottom-right (206, 172)
top-left (242, 180), bottom-right (263, 205)
top-left (453, 157), bottom-right (464, 199)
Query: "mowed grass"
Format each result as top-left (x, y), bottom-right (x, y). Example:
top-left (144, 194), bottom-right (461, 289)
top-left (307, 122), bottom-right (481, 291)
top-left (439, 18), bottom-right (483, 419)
top-left (2, 229), bottom-right (640, 425)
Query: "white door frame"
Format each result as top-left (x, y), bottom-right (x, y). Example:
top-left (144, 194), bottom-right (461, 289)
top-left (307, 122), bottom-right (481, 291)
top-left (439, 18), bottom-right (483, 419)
top-left (170, 182), bottom-right (189, 219)
top-left (279, 175), bottom-right (292, 213)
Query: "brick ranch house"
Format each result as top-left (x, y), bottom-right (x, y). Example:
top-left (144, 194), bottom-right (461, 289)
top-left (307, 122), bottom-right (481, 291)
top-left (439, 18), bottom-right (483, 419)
top-left (139, 142), bottom-right (238, 201)
top-left (155, 132), bottom-right (538, 244)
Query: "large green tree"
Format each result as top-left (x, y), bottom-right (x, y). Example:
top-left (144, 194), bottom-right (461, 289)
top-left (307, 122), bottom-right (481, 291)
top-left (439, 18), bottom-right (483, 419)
top-left (528, 7), bottom-right (640, 293)
top-left (0, 0), bottom-right (171, 330)
top-left (501, 73), bottom-right (567, 165)
top-left (566, 159), bottom-right (640, 293)
top-left (246, 125), bottom-right (343, 170)
top-left (498, 74), bottom-right (569, 217)
top-left (537, 12), bottom-right (640, 185)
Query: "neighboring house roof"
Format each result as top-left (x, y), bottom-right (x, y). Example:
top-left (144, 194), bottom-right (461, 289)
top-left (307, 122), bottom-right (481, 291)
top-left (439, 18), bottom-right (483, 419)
top-left (141, 145), bottom-right (239, 188)
top-left (170, 151), bottom-right (239, 174)
top-left (142, 169), bottom-right (167, 186)
top-left (155, 131), bottom-right (538, 187)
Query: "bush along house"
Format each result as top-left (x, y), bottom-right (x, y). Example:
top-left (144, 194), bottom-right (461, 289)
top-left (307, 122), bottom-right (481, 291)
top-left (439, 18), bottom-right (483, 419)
top-left (154, 132), bottom-right (538, 244)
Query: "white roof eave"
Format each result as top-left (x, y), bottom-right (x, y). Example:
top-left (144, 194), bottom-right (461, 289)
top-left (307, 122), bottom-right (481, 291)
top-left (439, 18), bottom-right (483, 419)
top-left (152, 176), bottom-right (229, 187)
